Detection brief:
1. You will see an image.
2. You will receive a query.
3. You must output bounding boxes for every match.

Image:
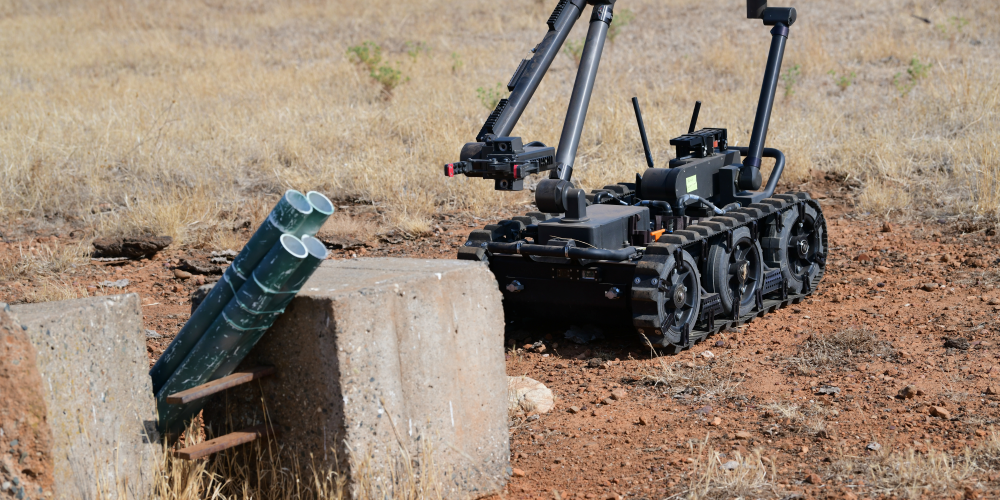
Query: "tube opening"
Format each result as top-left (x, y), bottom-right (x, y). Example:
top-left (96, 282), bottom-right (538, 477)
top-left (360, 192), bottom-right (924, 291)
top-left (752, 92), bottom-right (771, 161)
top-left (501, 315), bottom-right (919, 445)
top-left (279, 234), bottom-right (309, 259)
top-left (306, 191), bottom-right (335, 216)
top-left (284, 190), bottom-right (313, 215)
top-left (300, 235), bottom-right (330, 260)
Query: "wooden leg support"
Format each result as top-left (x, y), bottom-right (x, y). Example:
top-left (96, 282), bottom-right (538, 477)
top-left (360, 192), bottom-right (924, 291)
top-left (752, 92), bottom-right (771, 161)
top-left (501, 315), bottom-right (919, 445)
top-left (172, 424), bottom-right (279, 460)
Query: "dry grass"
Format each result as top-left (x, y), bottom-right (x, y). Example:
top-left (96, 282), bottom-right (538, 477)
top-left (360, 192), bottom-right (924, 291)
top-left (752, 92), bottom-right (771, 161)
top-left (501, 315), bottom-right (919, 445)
top-left (149, 422), bottom-right (443, 500)
top-left (684, 445), bottom-right (777, 500)
top-left (791, 327), bottom-right (896, 368)
top-left (827, 429), bottom-right (1000, 499)
top-left (0, 0), bottom-right (997, 246)
top-left (0, 241), bottom-right (90, 281)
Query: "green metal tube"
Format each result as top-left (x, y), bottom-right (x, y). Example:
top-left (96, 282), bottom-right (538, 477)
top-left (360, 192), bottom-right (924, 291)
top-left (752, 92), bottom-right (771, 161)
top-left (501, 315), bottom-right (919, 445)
top-left (297, 191), bottom-right (335, 237)
top-left (149, 190), bottom-right (313, 394)
top-left (209, 235), bottom-right (330, 381)
top-left (156, 234), bottom-right (309, 435)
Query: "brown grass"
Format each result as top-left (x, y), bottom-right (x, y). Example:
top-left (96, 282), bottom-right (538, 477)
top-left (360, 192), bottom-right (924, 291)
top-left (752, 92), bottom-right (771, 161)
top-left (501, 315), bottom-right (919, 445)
top-left (791, 327), bottom-right (896, 368)
top-left (0, 0), bottom-right (998, 246)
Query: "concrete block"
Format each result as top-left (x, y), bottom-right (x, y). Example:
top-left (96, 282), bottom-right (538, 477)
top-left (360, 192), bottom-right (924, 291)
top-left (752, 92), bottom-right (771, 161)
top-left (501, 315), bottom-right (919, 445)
top-left (203, 258), bottom-right (508, 499)
top-left (3, 295), bottom-right (158, 500)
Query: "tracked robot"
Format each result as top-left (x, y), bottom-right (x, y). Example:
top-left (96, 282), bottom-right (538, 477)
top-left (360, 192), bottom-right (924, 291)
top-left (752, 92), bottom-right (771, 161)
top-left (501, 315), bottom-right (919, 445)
top-left (443, 0), bottom-right (826, 353)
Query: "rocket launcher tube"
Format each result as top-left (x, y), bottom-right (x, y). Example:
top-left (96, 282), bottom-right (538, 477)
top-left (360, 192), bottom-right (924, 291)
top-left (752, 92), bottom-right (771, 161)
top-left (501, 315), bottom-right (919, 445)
top-left (297, 191), bottom-right (335, 237)
top-left (148, 190), bottom-right (313, 393)
top-left (209, 235), bottom-right (329, 382)
top-left (156, 234), bottom-right (309, 435)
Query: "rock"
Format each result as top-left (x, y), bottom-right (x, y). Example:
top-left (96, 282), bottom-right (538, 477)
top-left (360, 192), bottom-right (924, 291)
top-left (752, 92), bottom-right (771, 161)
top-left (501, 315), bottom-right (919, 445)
top-left (855, 253), bottom-right (872, 262)
top-left (637, 416), bottom-right (648, 426)
top-left (145, 329), bottom-right (162, 339)
top-left (5, 295), bottom-right (158, 498)
top-left (177, 258), bottom-right (224, 276)
top-left (200, 258), bottom-right (510, 498)
top-left (92, 235), bottom-right (172, 259)
top-left (805, 473), bottom-right (822, 485)
top-left (921, 283), bottom-right (939, 292)
top-left (735, 431), bottom-right (752, 440)
top-left (989, 298), bottom-right (1000, 306)
top-left (512, 468), bottom-right (526, 478)
top-left (940, 254), bottom-right (952, 263)
top-left (602, 397), bottom-right (614, 405)
top-left (173, 269), bottom-right (192, 280)
top-left (700, 350), bottom-right (715, 359)
top-left (898, 385), bottom-right (918, 399)
top-left (610, 388), bottom-right (627, 401)
top-left (509, 376), bottom-right (555, 414)
top-left (98, 279), bottom-right (130, 288)
top-left (944, 337), bottom-right (970, 350)
top-left (709, 416), bottom-right (722, 426)
top-left (875, 265), bottom-right (889, 274)
top-left (986, 386), bottom-right (999, 396)
top-left (564, 324), bottom-right (604, 344)
top-left (568, 406), bottom-right (581, 414)
top-left (714, 340), bottom-right (725, 348)
top-left (721, 460), bottom-right (739, 471)
top-left (966, 258), bottom-right (986, 268)
top-left (930, 406), bottom-right (951, 419)
top-left (588, 358), bottom-right (603, 368)
top-left (866, 442), bottom-right (881, 452)
top-left (695, 405), bottom-right (712, 415)
top-left (881, 222), bottom-right (893, 233)
top-left (190, 283), bottom-right (215, 312)
top-left (814, 386), bottom-right (841, 396)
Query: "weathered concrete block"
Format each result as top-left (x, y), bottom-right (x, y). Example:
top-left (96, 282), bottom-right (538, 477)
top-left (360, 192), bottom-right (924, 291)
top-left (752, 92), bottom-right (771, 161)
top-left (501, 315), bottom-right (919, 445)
top-left (2, 295), bottom-right (158, 500)
top-left (204, 258), bottom-right (508, 499)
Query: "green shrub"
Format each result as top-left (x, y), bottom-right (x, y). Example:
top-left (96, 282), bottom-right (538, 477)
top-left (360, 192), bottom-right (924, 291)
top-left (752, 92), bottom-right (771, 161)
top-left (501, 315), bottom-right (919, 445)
top-left (476, 82), bottom-right (507, 111)
top-left (348, 41), bottom-right (407, 96)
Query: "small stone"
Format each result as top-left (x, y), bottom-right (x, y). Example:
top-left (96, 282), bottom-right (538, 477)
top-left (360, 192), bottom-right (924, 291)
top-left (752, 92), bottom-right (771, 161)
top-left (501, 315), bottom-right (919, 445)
top-left (940, 254), bottom-right (952, 263)
top-left (700, 350), bottom-right (715, 359)
top-left (814, 386), bottom-right (841, 395)
top-left (986, 386), bottom-right (999, 396)
top-left (805, 473), bottom-right (822, 485)
top-left (588, 358), bottom-right (602, 368)
top-left (695, 405), bottom-right (712, 415)
top-left (638, 416), bottom-right (648, 426)
top-left (875, 265), bottom-right (889, 274)
top-left (173, 269), bottom-right (192, 280)
top-left (856, 253), bottom-right (872, 262)
top-left (709, 416), bottom-right (722, 426)
top-left (512, 468), bottom-right (526, 477)
top-left (866, 442), bottom-right (882, 452)
top-left (897, 385), bottom-right (918, 399)
top-left (930, 406), bottom-right (951, 419)
top-left (145, 329), bottom-right (162, 339)
top-left (975, 429), bottom-right (987, 437)
top-left (610, 388), bottom-right (627, 401)
top-left (988, 298), bottom-right (1000, 306)
top-left (602, 397), bottom-right (614, 405)
top-left (944, 337), bottom-right (970, 350)
top-left (735, 431), bottom-right (752, 440)
top-left (98, 279), bottom-right (130, 288)
top-left (553, 457), bottom-right (564, 464)
top-left (921, 283), bottom-right (938, 292)
top-left (881, 222), bottom-right (893, 233)
top-left (721, 460), bottom-right (739, 471)
top-left (715, 340), bottom-right (725, 348)
top-left (508, 376), bottom-right (555, 414)
top-left (568, 406), bottom-right (581, 414)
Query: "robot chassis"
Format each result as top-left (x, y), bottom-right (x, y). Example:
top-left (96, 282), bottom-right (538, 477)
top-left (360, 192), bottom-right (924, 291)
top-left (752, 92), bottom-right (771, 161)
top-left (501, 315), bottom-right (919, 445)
top-left (443, 0), bottom-right (827, 353)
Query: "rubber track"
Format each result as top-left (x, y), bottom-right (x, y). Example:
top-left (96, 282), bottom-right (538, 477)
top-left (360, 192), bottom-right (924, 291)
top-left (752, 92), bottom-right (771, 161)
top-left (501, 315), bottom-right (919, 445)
top-left (632, 192), bottom-right (827, 353)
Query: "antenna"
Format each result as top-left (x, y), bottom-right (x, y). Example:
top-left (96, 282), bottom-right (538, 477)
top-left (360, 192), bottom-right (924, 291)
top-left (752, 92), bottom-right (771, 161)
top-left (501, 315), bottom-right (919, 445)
top-left (631, 97), bottom-right (654, 168)
top-left (687, 101), bottom-right (702, 134)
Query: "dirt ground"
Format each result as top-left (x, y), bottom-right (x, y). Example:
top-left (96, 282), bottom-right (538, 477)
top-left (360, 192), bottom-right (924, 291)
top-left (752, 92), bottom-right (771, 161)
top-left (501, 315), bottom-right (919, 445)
top-left (1, 175), bottom-right (998, 499)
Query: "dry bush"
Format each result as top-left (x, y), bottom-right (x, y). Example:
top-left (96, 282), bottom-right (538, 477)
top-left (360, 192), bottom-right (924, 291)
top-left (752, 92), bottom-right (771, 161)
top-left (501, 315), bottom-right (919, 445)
top-left (684, 445), bottom-right (777, 500)
top-left (791, 327), bottom-right (895, 368)
top-left (761, 401), bottom-right (831, 437)
top-left (20, 278), bottom-right (88, 303)
top-left (0, 0), bottom-right (998, 243)
top-left (639, 354), bottom-right (742, 400)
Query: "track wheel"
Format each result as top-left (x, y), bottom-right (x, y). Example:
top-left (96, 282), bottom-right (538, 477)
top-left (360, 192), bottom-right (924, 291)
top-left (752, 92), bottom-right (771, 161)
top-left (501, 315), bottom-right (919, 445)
top-left (764, 203), bottom-right (826, 294)
top-left (633, 250), bottom-right (701, 351)
top-left (705, 226), bottom-right (764, 317)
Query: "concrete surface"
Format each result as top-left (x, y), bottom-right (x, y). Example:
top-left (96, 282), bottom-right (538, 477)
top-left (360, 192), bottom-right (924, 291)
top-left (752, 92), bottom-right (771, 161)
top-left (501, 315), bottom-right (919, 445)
top-left (203, 258), bottom-right (509, 499)
top-left (8, 295), bottom-right (158, 500)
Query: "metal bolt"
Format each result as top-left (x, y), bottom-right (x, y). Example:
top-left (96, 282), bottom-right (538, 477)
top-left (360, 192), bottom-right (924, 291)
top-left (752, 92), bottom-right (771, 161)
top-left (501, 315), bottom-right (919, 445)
top-left (650, 278), bottom-right (659, 286)
top-left (633, 277), bottom-right (641, 284)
